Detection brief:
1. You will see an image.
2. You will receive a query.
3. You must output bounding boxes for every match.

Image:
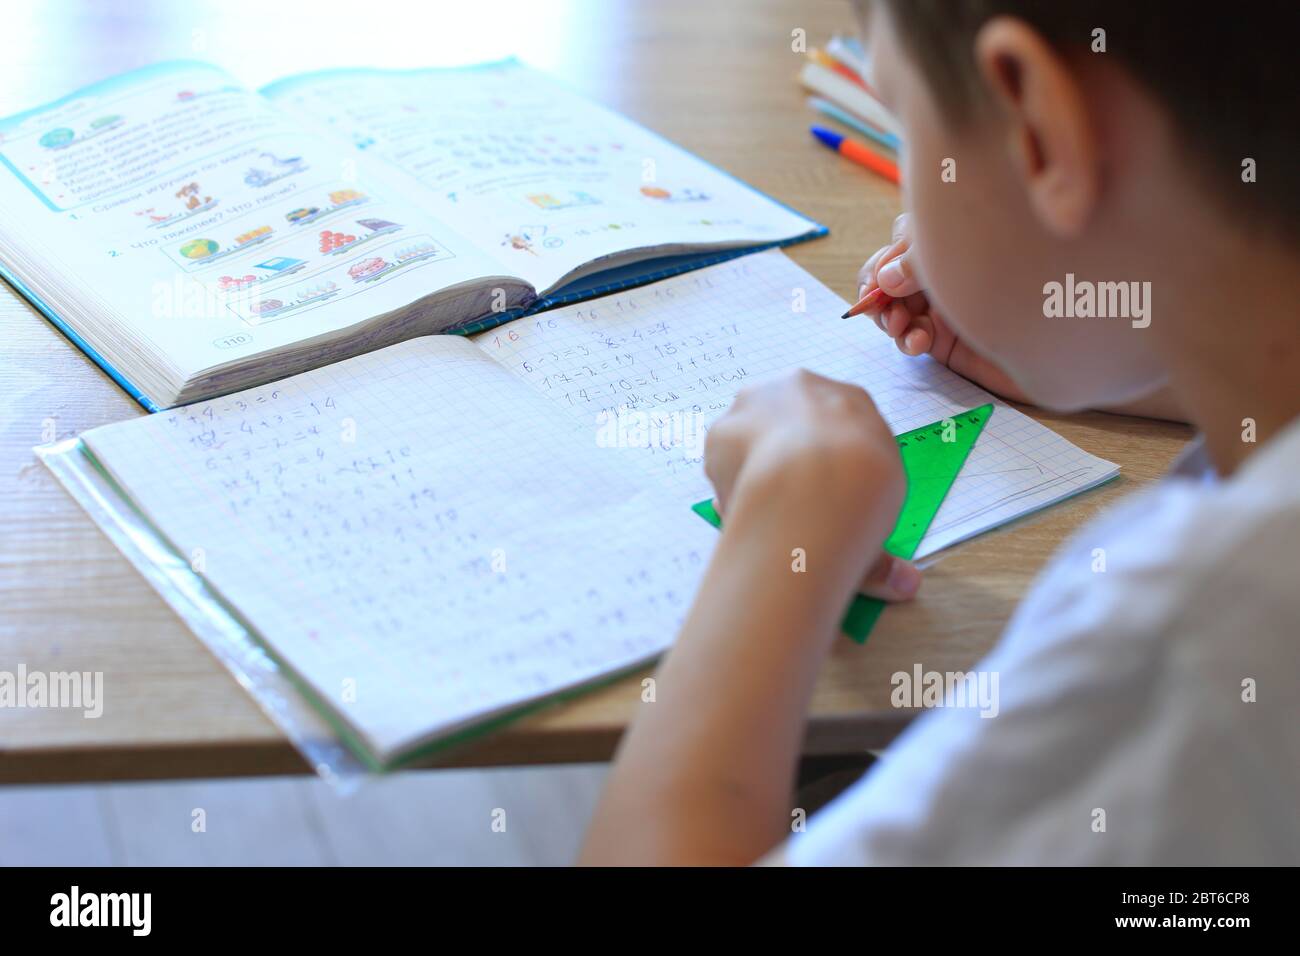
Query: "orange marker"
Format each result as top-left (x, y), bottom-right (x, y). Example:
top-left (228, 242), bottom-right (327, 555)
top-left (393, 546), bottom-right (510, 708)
top-left (810, 49), bottom-right (869, 90)
top-left (811, 125), bottom-right (899, 184)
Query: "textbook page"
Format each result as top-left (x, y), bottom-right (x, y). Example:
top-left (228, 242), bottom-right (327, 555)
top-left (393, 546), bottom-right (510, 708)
top-left (475, 250), bottom-right (1120, 556)
top-left (262, 60), bottom-right (820, 294)
top-left (0, 61), bottom-right (510, 391)
top-left (79, 334), bottom-right (714, 763)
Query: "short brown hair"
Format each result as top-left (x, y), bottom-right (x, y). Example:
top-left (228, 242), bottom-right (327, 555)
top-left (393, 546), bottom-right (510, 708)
top-left (877, 0), bottom-right (1297, 241)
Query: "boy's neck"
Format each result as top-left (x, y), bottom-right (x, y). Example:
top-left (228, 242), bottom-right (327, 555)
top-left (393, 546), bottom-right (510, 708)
top-left (1160, 235), bottom-right (1300, 476)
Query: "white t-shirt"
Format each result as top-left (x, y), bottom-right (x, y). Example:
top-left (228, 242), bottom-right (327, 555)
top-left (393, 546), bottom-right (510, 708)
top-left (790, 418), bottom-right (1300, 865)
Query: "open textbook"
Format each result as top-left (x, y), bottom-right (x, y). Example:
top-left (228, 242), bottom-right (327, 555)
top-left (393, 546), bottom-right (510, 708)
top-left (0, 59), bottom-right (823, 410)
top-left (40, 251), bottom-right (1119, 769)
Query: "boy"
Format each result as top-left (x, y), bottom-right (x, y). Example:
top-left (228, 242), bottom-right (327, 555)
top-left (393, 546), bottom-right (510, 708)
top-left (580, 0), bottom-right (1299, 865)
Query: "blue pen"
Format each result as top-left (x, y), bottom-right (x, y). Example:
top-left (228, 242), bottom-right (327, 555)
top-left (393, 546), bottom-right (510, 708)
top-left (810, 125), bottom-right (900, 184)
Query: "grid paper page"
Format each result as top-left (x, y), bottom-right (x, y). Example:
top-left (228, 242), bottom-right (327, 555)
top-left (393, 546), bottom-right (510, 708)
top-left (475, 249), bottom-right (1118, 555)
top-left (82, 335), bottom-right (714, 763)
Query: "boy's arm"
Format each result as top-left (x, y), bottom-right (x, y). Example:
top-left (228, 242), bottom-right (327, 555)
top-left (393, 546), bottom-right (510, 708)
top-left (579, 486), bottom-right (852, 865)
top-left (579, 372), bottom-right (904, 866)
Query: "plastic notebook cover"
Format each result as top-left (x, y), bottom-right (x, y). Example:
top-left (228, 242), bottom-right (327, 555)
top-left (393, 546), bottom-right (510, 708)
top-left (36, 438), bottom-right (370, 788)
top-left (35, 437), bottom-right (668, 781)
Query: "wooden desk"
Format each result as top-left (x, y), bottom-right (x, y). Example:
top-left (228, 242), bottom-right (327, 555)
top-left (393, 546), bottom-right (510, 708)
top-left (0, 0), bottom-right (1192, 783)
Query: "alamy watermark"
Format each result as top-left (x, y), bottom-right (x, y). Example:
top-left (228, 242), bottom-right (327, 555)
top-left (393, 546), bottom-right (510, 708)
top-left (0, 665), bottom-right (103, 718)
top-left (50, 886), bottom-right (150, 936)
top-left (1043, 273), bottom-right (1151, 328)
top-left (891, 664), bottom-right (999, 718)
top-left (595, 408), bottom-right (707, 457)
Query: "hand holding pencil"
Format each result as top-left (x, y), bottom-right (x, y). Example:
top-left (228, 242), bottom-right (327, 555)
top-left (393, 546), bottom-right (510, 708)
top-left (854, 213), bottom-right (1029, 403)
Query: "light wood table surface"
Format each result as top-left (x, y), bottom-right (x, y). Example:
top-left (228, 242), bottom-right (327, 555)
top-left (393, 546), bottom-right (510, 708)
top-left (0, 0), bottom-right (1193, 783)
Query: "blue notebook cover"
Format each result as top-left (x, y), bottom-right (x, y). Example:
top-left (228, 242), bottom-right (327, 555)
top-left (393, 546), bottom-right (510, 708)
top-left (0, 60), bottom-right (828, 414)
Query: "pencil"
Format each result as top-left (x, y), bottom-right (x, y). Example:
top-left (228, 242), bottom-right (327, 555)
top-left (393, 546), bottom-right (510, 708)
top-left (841, 286), bottom-right (894, 319)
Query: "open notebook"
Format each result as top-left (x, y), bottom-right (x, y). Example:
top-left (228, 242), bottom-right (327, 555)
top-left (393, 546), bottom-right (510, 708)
top-left (42, 251), bottom-right (1118, 768)
top-left (0, 59), bottom-right (822, 410)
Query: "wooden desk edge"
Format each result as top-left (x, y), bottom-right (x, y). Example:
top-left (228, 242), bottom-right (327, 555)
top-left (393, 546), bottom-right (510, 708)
top-left (0, 712), bottom-right (916, 785)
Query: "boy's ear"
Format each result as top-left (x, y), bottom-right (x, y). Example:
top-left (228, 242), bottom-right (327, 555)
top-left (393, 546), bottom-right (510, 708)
top-left (974, 17), bottom-right (1100, 238)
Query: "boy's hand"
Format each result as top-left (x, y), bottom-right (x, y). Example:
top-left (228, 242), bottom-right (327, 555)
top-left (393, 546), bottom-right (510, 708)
top-left (704, 370), bottom-right (919, 602)
top-left (859, 214), bottom-right (1029, 403)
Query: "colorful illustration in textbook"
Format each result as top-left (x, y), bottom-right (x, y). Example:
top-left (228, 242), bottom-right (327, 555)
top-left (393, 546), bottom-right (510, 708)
top-left (267, 59), bottom-right (812, 293)
top-left (242, 151), bottom-right (308, 187)
top-left (0, 59), bottom-right (822, 409)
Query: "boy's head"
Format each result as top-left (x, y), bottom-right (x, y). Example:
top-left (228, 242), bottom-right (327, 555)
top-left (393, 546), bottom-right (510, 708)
top-left (859, 1), bottom-right (1295, 411)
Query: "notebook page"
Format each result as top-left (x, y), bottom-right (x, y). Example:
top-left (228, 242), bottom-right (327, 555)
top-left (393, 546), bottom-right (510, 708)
top-left (80, 335), bottom-right (714, 762)
top-left (474, 249), bottom-right (1119, 556)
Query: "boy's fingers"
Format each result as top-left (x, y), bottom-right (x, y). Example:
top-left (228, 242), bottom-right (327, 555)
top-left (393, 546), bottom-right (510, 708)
top-left (883, 302), bottom-right (934, 356)
top-left (875, 247), bottom-right (921, 297)
top-left (890, 212), bottom-right (911, 243)
top-left (883, 300), bottom-right (912, 338)
top-left (857, 247), bottom-right (889, 290)
top-left (894, 310), bottom-right (936, 356)
top-left (858, 553), bottom-right (921, 601)
top-left (901, 326), bottom-right (933, 356)
top-left (703, 416), bottom-right (747, 520)
top-left (857, 240), bottom-right (905, 302)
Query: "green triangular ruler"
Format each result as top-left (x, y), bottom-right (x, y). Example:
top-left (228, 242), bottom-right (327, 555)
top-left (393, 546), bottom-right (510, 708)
top-left (691, 403), bottom-right (993, 644)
